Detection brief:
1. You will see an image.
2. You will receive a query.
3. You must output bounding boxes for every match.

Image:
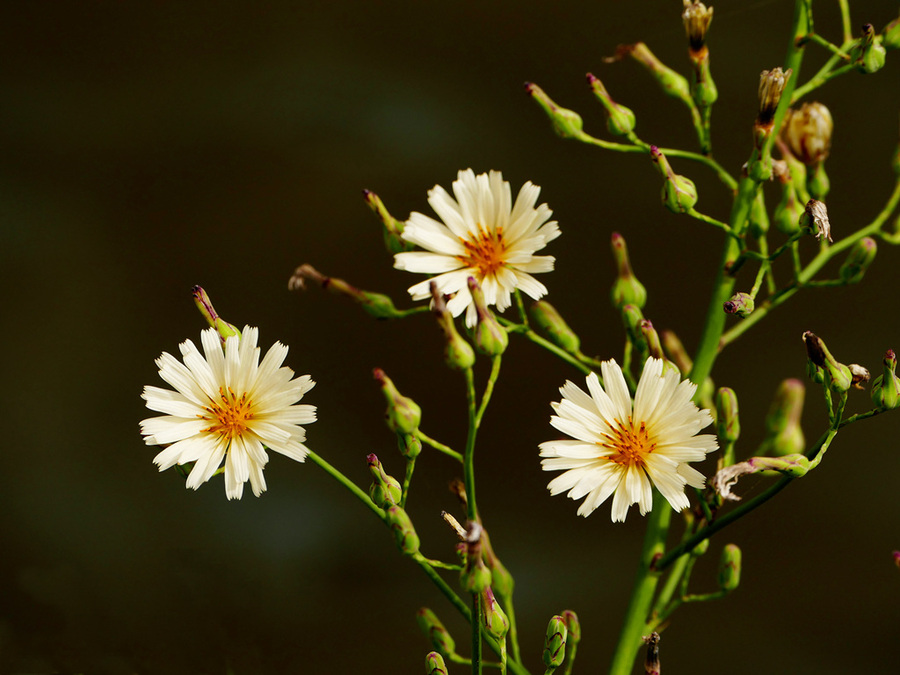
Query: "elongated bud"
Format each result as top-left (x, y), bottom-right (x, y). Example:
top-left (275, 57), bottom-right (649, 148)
top-left (782, 102), bottom-right (833, 165)
top-left (803, 331), bottom-right (852, 394)
top-left (363, 189), bottom-right (413, 255)
top-left (530, 301), bottom-right (582, 353)
top-left (855, 23), bottom-right (887, 73)
top-left (417, 608), bottom-right (456, 657)
top-left (757, 67), bottom-right (791, 126)
top-left (367, 454), bottom-right (402, 507)
top-left (525, 82), bottom-right (586, 140)
top-left (622, 304), bottom-right (648, 354)
top-left (481, 529), bottom-right (514, 597)
top-left (289, 264), bottom-right (401, 319)
top-left (799, 199), bottom-right (832, 242)
top-left (561, 610), bottom-right (581, 643)
top-left (587, 73), bottom-right (637, 137)
top-left (761, 378), bottom-right (806, 456)
top-left (610, 232), bottom-right (647, 309)
top-left (542, 615), bottom-right (568, 668)
top-left (691, 536), bottom-right (710, 557)
top-left (481, 587), bottom-right (510, 640)
top-left (643, 632), bottom-right (661, 675)
top-left (723, 292), bottom-right (754, 318)
top-left (460, 522), bottom-right (492, 593)
top-left (715, 388), bottom-right (740, 444)
top-left (661, 330), bottom-right (692, 375)
top-left (884, 14), bottom-right (900, 50)
top-left (192, 286), bottom-right (240, 342)
top-left (839, 237), bottom-right (877, 283)
top-left (373, 368), bottom-right (422, 434)
top-left (385, 505), bottom-right (420, 555)
top-left (682, 1), bottom-right (714, 52)
top-left (398, 433), bottom-right (422, 460)
top-left (614, 42), bottom-right (692, 103)
top-left (806, 162), bottom-right (830, 200)
top-left (718, 544), bottom-right (742, 591)
top-left (467, 277), bottom-right (508, 356)
top-left (425, 652), bottom-right (448, 675)
top-left (650, 146), bottom-right (698, 213)
top-left (641, 321), bottom-right (679, 378)
top-left (748, 192), bottom-right (769, 238)
top-left (871, 350), bottom-right (900, 409)
top-left (431, 283), bottom-right (476, 370)
top-left (773, 170), bottom-right (805, 235)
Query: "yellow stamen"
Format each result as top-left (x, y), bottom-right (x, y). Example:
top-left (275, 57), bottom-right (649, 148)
top-left (202, 387), bottom-right (254, 440)
top-left (601, 418), bottom-right (656, 468)
top-left (457, 224), bottom-right (507, 278)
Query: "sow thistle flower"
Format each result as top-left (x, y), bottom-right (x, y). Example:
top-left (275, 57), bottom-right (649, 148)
top-left (140, 326), bottom-right (316, 500)
top-left (394, 169), bottom-right (560, 328)
top-left (540, 358), bottom-right (717, 522)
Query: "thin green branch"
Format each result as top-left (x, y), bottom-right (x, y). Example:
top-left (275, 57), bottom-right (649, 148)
top-left (417, 430), bottom-right (464, 463)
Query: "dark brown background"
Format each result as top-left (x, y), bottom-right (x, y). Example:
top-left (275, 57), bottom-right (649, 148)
top-left (3, 1), bottom-right (900, 673)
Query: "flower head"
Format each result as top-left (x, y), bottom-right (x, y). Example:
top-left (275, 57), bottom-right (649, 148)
top-left (140, 326), bottom-right (316, 499)
top-left (539, 357), bottom-right (717, 521)
top-left (393, 169), bottom-right (560, 328)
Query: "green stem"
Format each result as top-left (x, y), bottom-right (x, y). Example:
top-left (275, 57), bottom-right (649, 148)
top-left (464, 368), bottom-right (479, 522)
top-left (838, 0), bottom-right (852, 44)
top-left (307, 451), bottom-right (384, 519)
top-left (400, 457), bottom-right (416, 508)
top-left (608, 491), bottom-right (671, 675)
top-left (416, 430), bottom-right (464, 463)
top-left (686, 209), bottom-right (740, 238)
top-left (791, 62), bottom-right (855, 102)
top-left (501, 320), bottom-right (593, 375)
top-left (504, 595), bottom-right (521, 665)
top-left (476, 356), bottom-right (503, 429)
top-left (472, 593), bottom-right (483, 675)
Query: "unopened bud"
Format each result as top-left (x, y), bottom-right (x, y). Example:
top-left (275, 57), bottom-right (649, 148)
top-left (661, 329), bottom-right (692, 375)
top-left (481, 587), bottom-right (510, 640)
top-left (839, 237), bottom-right (877, 283)
top-left (525, 82), bottom-right (586, 140)
top-left (431, 283), bottom-right (476, 370)
top-left (651, 146), bottom-right (698, 213)
top-left (806, 162), bottom-right (830, 200)
top-left (561, 610), bottom-right (581, 643)
top-left (289, 264), bottom-right (401, 319)
top-left (542, 615), bottom-right (568, 668)
top-left (468, 277), bottom-right (508, 356)
top-left (621, 304), bottom-right (648, 353)
top-left (616, 42), bottom-right (692, 103)
top-left (757, 67), bottom-right (791, 126)
top-left (398, 433), bottom-right (422, 460)
top-left (723, 292), bottom-right (754, 318)
top-left (773, 176), bottom-right (806, 235)
top-left (715, 387), bottom-right (740, 444)
top-left (530, 300), bottom-right (581, 353)
top-left (718, 544), bottom-right (742, 591)
top-left (643, 632), bottom-right (661, 675)
top-left (691, 537), bottom-right (710, 557)
top-left (763, 379), bottom-right (806, 457)
top-left (425, 652), bottom-right (448, 675)
top-left (799, 199), bottom-right (832, 242)
top-left (385, 505), bottom-right (420, 555)
top-left (417, 608), bottom-right (456, 657)
top-left (460, 522), bottom-right (492, 593)
top-left (367, 453), bottom-right (402, 507)
top-left (610, 232), bottom-right (647, 309)
top-left (782, 102), bottom-right (833, 165)
top-left (481, 529), bottom-right (514, 598)
top-left (855, 24), bottom-right (886, 73)
top-left (373, 368), bottom-right (422, 434)
top-left (587, 73), bottom-right (637, 137)
top-left (803, 331), bottom-right (852, 394)
top-left (871, 350), bottom-right (900, 409)
top-left (883, 14), bottom-right (900, 50)
top-left (363, 189), bottom-right (414, 255)
top-left (682, 1), bottom-right (714, 52)
top-left (748, 193), bottom-right (769, 238)
top-left (192, 286), bottom-right (241, 342)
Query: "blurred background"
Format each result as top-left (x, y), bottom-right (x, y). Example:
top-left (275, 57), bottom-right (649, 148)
top-left (3, 1), bottom-right (900, 673)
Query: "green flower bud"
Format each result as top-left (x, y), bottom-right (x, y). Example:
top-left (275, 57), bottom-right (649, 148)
top-left (620, 42), bottom-right (692, 104)
top-left (288, 264), bottom-right (402, 319)
top-left (715, 388), bottom-right (740, 445)
top-left (362, 189), bottom-right (414, 255)
top-left (883, 14), bottom-right (900, 50)
top-left (480, 529), bottom-right (514, 598)
top-left (460, 522), bottom-right (492, 593)
top-left (373, 368), bottom-right (422, 435)
top-left (481, 587), bottom-right (510, 640)
top-left (610, 232), bottom-right (647, 310)
top-left (425, 652), bottom-right (448, 675)
top-left (467, 277), bottom-right (508, 356)
top-left (691, 536), bottom-right (710, 557)
top-left (689, 52), bottom-right (718, 109)
top-left (799, 199), bottom-right (832, 242)
top-left (561, 610), bottom-right (581, 643)
top-left (806, 162), bottom-right (830, 201)
top-left (367, 453), bottom-right (402, 507)
top-left (431, 283), bottom-right (476, 371)
top-left (398, 433), bottom-right (422, 460)
top-left (773, 172), bottom-right (805, 235)
top-left (803, 331), bottom-right (853, 394)
top-left (192, 286), bottom-right (240, 342)
top-left (525, 82), bottom-right (586, 140)
top-left (747, 192), bottom-right (770, 238)
top-left (651, 146), bottom-right (698, 213)
top-left (542, 615), bottom-right (568, 668)
top-left (762, 379), bottom-right (806, 456)
top-left (587, 73), bottom-right (637, 138)
top-left (782, 102), bottom-right (833, 166)
top-left (661, 329), bottom-right (692, 375)
top-left (682, 1), bottom-right (714, 52)
top-left (855, 24), bottom-right (887, 74)
top-left (757, 67), bottom-right (792, 126)
top-left (838, 237), bottom-right (877, 283)
top-left (385, 505), bottom-right (420, 555)
top-left (530, 300), bottom-right (582, 353)
top-left (723, 292), bottom-right (754, 318)
top-left (871, 350), bottom-right (900, 409)
top-left (417, 608), bottom-right (456, 657)
top-left (717, 544), bottom-right (742, 592)
top-left (621, 304), bottom-right (648, 354)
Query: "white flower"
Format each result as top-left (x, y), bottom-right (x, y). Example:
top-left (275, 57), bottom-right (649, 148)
top-left (394, 169), bottom-right (560, 328)
top-left (140, 326), bottom-right (316, 500)
top-left (539, 358), bottom-right (717, 522)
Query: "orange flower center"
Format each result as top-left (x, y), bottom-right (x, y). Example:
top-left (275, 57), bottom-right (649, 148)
top-left (458, 224), bottom-right (507, 278)
top-left (203, 387), bottom-right (254, 440)
top-left (601, 419), bottom-right (656, 468)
